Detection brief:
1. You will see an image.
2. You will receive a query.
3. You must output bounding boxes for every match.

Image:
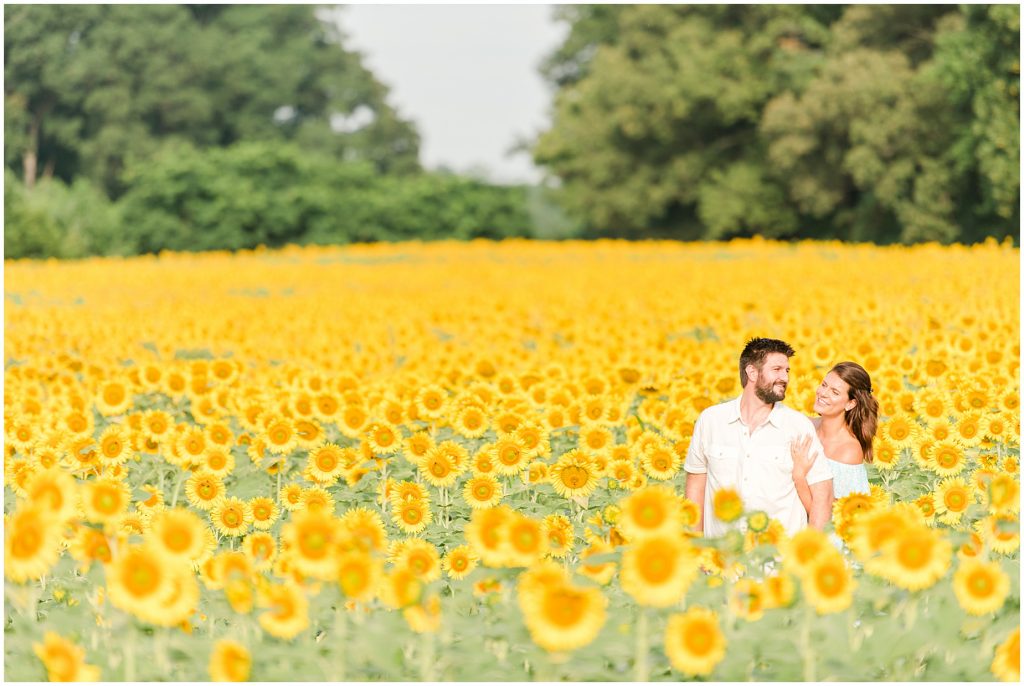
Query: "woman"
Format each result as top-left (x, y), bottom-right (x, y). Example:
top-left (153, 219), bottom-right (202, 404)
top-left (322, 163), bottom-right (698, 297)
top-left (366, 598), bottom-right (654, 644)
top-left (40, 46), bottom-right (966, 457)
top-left (791, 361), bottom-right (879, 513)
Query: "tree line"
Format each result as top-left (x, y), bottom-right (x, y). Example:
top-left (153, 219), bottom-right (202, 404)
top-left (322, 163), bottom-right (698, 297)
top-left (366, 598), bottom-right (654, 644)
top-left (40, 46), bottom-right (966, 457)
top-left (3, 5), bottom-right (534, 259)
top-left (534, 4), bottom-right (1019, 244)
top-left (4, 5), bottom-right (1019, 259)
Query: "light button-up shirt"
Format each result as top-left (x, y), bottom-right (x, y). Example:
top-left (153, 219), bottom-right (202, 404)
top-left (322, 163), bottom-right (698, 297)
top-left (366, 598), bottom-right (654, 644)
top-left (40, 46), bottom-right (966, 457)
top-left (684, 396), bottom-right (833, 537)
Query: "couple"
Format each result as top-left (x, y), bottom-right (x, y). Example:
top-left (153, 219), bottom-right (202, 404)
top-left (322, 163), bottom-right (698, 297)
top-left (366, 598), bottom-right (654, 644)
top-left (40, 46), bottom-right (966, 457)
top-left (683, 337), bottom-right (879, 537)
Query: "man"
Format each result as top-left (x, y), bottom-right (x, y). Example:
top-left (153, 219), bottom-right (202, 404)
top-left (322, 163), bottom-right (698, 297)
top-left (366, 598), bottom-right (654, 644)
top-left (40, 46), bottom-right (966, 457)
top-left (684, 337), bottom-right (833, 537)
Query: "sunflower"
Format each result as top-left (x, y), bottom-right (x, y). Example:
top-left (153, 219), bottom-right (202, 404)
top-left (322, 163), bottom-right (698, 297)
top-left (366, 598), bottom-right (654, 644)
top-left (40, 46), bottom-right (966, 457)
top-left (366, 423), bottom-right (401, 456)
top-left (712, 487), bottom-right (744, 524)
top-left (95, 379), bottom-right (132, 416)
top-left (339, 404), bottom-right (370, 439)
top-left (68, 526), bottom-right (114, 572)
top-left (105, 543), bottom-right (176, 624)
top-left (398, 434), bottom-right (432, 469)
top-left (492, 435), bottom-right (529, 476)
top-left (149, 507), bottom-right (209, 563)
top-left (336, 549), bottom-right (381, 602)
top-left (516, 423), bottom-right (549, 458)
top-left (301, 486), bottom-right (335, 514)
top-left (257, 582), bottom-right (309, 640)
top-left (211, 497), bottom-right (253, 538)
top-left (338, 507), bottom-right (389, 553)
top-left (249, 497), bottom-right (280, 531)
top-left (201, 447), bottom-right (236, 478)
top-left (869, 524), bottom-right (952, 591)
top-left (781, 527), bottom-right (831, 577)
top-left (415, 384), bottom-right (447, 420)
top-left (464, 506), bottom-right (512, 567)
top-left (981, 473), bottom-right (1020, 515)
top-left (33, 631), bottom-right (101, 682)
top-left (463, 474), bottom-right (503, 510)
top-left (802, 551), bottom-right (856, 614)
top-left (135, 483), bottom-right (166, 517)
top-left (524, 460), bottom-right (549, 485)
top-left (871, 437), bottom-right (901, 471)
top-left (273, 484), bottom-right (302, 513)
top-left (927, 419), bottom-right (955, 443)
top-left (882, 414), bottom-right (921, 449)
top-left (23, 468), bottom-right (78, 524)
top-left (178, 426), bottom-right (208, 466)
top-left (664, 607), bottom-right (726, 677)
top-left (96, 424), bottom-right (133, 467)
top-left (186, 473), bottom-right (226, 511)
top-left (442, 545), bottom-right (479, 580)
top-left (620, 535), bottom-right (698, 607)
top-left (519, 572), bottom-right (607, 653)
top-left (927, 441), bottom-right (967, 477)
top-left (984, 415), bottom-right (1008, 441)
top-left (762, 573), bottom-right (796, 610)
top-left (418, 447), bottom-right (460, 488)
top-left (393, 538), bottom-right (442, 582)
top-left (935, 477), bottom-right (975, 526)
top-left (991, 627), bottom-right (1019, 682)
top-left (608, 458), bottom-right (636, 488)
top-left (728, 577), bottom-right (766, 622)
top-left (616, 485), bottom-right (684, 541)
top-left (208, 639), bottom-right (251, 682)
top-left (542, 514), bottom-right (574, 558)
top-left (848, 503), bottom-right (923, 561)
top-left (392, 498), bottom-right (432, 535)
top-left (282, 510), bottom-right (339, 580)
top-left (242, 531), bottom-right (277, 571)
top-left (5, 506), bottom-right (61, 583)
top-left (81, 477), bottom-right (130, 525)
top-left (638, 442), bottom-right (677, 480)
top-left (579, 425), bottom-right (613, 454)
top-left (954, 413), bottom-right (984, 447)
top-left (549, 451), bottom-right (599, 499)
top-left (953, 557), bottom-right (1010, 616)
top-left (503, 513), bottom-right (547, 567)
top-left (264, 417), bottom-right (298, 455)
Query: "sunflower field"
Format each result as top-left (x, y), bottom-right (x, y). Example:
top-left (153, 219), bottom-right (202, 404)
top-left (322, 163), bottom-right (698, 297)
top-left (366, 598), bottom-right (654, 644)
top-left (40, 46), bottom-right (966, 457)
top-left (4, 239), bottom-right (1020, 681)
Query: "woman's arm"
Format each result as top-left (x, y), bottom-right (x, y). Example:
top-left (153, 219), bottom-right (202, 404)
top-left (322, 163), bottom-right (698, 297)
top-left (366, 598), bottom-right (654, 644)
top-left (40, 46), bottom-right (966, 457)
top-left (791, 435), bottom-right (817, 515)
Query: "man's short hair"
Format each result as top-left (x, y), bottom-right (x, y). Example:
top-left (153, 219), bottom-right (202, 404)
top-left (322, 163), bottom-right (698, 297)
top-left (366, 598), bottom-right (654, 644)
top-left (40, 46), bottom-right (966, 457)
top-left (739, 337), bottom-right (796, 386)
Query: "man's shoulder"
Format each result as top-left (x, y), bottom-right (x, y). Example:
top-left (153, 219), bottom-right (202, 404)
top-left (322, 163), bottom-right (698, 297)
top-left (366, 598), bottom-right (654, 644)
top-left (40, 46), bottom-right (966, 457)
top-left (772, 403), bottom-right (815, 429)
top-left (698, 398), bottom-right (739, 421)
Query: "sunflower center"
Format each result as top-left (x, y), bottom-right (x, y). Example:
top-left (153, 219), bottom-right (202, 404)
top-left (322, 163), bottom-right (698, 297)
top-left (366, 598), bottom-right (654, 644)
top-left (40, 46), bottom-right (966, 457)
top-left (683, 622), bottom-right (714, 654)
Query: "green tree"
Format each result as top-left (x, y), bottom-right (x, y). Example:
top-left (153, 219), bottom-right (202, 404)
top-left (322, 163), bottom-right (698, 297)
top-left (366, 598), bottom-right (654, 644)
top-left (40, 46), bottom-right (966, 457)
top-left (534, 4), bottom-right (1019, 243)
top-left (4, 4), bottom-right (420, 196)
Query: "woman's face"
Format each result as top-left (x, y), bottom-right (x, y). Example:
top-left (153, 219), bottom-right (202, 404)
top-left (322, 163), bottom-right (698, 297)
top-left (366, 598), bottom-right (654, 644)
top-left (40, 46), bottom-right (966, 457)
top-left (814, 371), bottom-right (853, 417)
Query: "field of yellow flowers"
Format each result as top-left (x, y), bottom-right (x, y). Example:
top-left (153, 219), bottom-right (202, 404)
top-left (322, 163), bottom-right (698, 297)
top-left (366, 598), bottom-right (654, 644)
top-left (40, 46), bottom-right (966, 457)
top-left (4, 239), bottom-right (1020, 681)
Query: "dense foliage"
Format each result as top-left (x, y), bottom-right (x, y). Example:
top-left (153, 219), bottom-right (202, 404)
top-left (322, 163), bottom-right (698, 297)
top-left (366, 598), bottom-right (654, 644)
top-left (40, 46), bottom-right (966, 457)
top-left (534, 5), bottom-right (1020, 243)
top-left (3, 5), bottom-right (533, 258)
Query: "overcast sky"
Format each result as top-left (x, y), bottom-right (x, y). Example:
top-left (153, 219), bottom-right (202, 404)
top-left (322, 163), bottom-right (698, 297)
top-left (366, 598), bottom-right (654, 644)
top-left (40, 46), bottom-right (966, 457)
top-left (335, 4), bottom-right (568, 184)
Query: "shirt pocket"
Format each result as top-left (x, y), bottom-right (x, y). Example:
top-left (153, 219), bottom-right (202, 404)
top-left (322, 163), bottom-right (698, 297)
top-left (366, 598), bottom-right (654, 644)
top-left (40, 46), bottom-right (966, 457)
top-left (765, 445), bottom-right (794, 475)
top-left (708, 444), bottom-right (740, 486)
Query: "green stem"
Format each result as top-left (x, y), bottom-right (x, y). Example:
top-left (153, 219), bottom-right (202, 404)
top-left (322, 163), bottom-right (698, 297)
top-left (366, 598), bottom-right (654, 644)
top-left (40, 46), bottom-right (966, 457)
top-left (124, 626), bottom-right (136, 681)
top-left (634, 607), bottom-right (650, 682)
top-left (334, 603), bottom-right (347, 681)
top-left (276, 459), bottom-right (283, 504)
top-left (169, 470), bottom-right (185, 508)
top-left (419, 629), bottom-right (436, 681)
top-left (800, 604), bottom-right (816, 682)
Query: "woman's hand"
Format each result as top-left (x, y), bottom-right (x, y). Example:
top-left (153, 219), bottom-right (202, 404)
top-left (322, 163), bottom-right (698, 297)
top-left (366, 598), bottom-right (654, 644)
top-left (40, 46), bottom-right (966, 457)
top-left (790, 435), bottom-right (817, 482)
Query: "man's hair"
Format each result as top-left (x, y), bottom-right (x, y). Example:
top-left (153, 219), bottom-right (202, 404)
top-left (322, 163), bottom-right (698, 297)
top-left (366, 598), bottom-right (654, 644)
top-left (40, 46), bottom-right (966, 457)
top-left (739, 337), bottom-right (796, 386)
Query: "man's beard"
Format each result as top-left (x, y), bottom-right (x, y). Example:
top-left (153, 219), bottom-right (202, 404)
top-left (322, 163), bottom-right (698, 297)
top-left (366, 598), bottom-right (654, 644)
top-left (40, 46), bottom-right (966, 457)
top-left (755, 377), bottom-right (786, 404)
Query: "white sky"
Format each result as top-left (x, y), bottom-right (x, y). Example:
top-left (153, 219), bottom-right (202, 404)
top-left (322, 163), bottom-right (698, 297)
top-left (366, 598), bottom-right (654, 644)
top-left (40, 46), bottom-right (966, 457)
top-left (334, 4), bottom-right (569, 185)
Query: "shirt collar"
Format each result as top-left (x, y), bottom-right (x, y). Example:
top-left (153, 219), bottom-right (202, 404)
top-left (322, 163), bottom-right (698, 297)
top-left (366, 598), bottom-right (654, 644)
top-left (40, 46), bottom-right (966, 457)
top-left (730, 396), bottom-right (784, 428)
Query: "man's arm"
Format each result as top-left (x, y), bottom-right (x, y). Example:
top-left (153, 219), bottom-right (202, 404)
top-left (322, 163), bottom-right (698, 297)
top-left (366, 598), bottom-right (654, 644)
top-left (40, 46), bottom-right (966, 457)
top-left (684, 472), bottom-right (707, 532)
top-left (808, 480), bottom-right (833, 530)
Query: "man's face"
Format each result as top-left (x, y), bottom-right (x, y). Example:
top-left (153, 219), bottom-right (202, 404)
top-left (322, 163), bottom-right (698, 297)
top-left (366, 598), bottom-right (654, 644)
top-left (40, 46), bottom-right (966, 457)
top-left (751, 352), bottom-right (789, 403)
